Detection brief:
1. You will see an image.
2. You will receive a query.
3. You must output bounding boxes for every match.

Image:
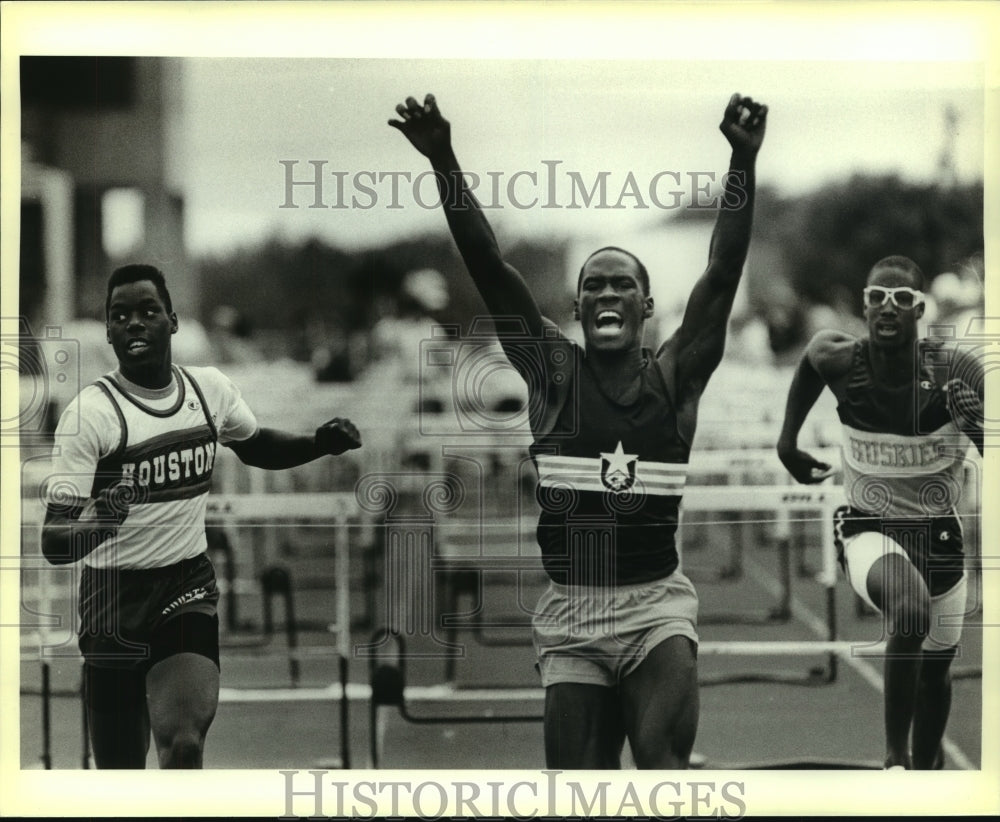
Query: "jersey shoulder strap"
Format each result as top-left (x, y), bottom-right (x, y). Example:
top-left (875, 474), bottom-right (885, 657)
top-left (177, 366), bottom-right (219, 440)
top-left (92, 378), bottom-right (129, 462)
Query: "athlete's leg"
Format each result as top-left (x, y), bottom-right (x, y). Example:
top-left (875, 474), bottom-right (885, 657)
top-left (620, 635), bottom-right (698, 769)
top-left (544, 683), bottom-right (625, 768)
top-left (865, 552), bottom-right (931, 769)
top-left (83, 663), bottom-right (151, 768)
top-left (911, 574), bottom-right (967, 769)
top-left (146, 652), bottom-right (219, 768)
top-left (145, 612), bottom-right (221, 768)
top-left (912, 646), bottom-right (957, 769)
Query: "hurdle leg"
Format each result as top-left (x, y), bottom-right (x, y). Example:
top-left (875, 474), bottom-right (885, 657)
top-left (40, 661), bottom-right (52, 770)
top-left (368, 633), bottom-right (406, 769)
top-left (258, 566), bottom-right (302, 684)
top-left (80, 667), bottom-right (90, 769)
top-left (440, 568), bottom-right (459, 684)
top-left (442, 569), bottom-right (482, 683)
top-left (282, 576), bottom-right (301, 688)
top-left (717, 510), bottom-right (743, 580)
top-left (770, 510), bottom-right (793, 621)
top-left (821, 505), bottom-right (839, 683)
top-left (335, 525), bottom-right (351, 770)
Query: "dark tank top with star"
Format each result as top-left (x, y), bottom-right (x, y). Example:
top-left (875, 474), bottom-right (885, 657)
top-left (528, 343), bottom-right (690, 586)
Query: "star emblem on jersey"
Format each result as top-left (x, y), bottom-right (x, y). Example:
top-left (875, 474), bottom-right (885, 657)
top-left (600, 441), bottom-right (638, 492)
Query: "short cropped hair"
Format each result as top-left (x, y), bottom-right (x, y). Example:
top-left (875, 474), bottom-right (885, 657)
top-left (577, 246), bottom-right (651, 295)
top-left (105, 264), bottom-right (173, 318)
top-left (867, 256), bottom-right (924, 290)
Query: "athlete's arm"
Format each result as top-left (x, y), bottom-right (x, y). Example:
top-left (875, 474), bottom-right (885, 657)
top-left (227, 418), bottom-right (361, 469)
top-left (389, 94), bottom-right (548, 387)
top-left (670, 94), bottom-right (767, 397)
top-left (41, 487), bottom-right (130, 566)
top-left (40, 394), bottom-right (128, 565)
top-left (777, 330), bottom-right (852, 484)
top-left (944, 345), bottom-right (984, 456)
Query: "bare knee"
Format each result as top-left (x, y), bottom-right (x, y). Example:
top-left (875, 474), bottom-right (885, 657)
top-left (869, 554), bottom-right (931, 641)
top-left (630, 733), bottom-right (692, 769)
top-left (886, 597), bottom-right (931, 641)
top-left (919, 648), bottom-right (956, 691)
top-left (629, 698), bottom-right (698, 769)
top-left (158, 727), bottom-right (205, 769)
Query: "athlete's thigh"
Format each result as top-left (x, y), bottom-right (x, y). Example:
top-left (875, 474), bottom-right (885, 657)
top-left (146, 651), bottom-right (220, 742)
top-left (620, 635), bottom-right (699, 769)
top-left (544, 682), bottom-right (625, 769)
top-left (865, 550), bottom-right (930, 617)
top-left (84, 663), bottom-right (151, 768)
top-left (145, 609), bottom-right (221, 733)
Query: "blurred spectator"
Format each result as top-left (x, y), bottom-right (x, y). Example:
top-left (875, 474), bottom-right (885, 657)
top-left (372, 268), bottom-right (450, 385)
top-left (926, 267), bottom-right (984, 339)
top-left (209, 304), bottom-right (262, 364)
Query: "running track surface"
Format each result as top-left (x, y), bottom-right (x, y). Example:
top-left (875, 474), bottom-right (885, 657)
top-left (20, 539), bottom-right (983, 771)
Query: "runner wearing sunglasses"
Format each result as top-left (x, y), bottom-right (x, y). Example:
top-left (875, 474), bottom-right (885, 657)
top-left (776, 255), bottom-right (983, 769)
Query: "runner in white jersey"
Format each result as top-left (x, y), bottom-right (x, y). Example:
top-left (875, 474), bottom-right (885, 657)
top-left (777, 255), bottom-right (983, 769)
top-left (41, 264), bottom-right (362, 769)
top-left (390, 93), bottom-right (767, 768)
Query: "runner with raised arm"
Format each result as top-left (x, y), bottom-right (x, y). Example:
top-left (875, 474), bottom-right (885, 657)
top-left (390, 93), bottom-right (766, 768)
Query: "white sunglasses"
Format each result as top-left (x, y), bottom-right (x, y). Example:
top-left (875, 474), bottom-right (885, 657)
top-left (863, 286), bottom-right (925, 310)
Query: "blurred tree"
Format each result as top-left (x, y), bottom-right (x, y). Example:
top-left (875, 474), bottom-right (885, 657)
top-left (744, 175), bottom-right (983, 358)
top-left (195, 232), bottom-right (572, 362)
top-left (776, 174), bottom-right (983, 308)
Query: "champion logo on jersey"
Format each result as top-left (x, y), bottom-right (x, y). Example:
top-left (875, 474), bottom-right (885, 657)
top-left (187, 399), bottom-right (201, 411)
top-left (940, 530), bottom-right (950, 542)
top-left (921, 380), bottom-right (933, 390)
top-left (600, 441), bottom-right (638, 492)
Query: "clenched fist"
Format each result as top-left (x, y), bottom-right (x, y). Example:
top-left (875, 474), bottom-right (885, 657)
top-left (315, 417), bottom-right (362, 456)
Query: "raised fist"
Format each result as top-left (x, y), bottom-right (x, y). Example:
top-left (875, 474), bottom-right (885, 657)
top-left (315, 417), bottom-right (362, 456)
top-left (720, 93), bottom-right (768, 155)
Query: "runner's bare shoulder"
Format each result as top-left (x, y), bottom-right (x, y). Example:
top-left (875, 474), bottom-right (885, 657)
top-left (804, 329), bottom-right (856, 383)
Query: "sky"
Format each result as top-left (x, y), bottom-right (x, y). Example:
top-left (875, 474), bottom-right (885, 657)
top-left (178, 57), bottom-right (986, 256)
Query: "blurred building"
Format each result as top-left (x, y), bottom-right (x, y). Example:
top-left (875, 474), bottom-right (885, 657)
top-left (20, 57), bottom-right (192, 326)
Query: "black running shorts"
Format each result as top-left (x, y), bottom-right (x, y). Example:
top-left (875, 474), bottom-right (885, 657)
top-left (78, 553), bottom-right (220, 670)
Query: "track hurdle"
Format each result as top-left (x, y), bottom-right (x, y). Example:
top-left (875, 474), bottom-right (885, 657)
top-left (364, 483), bottom-right (848, 766)
top-left (204, 492), bottom-right (362, 768)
